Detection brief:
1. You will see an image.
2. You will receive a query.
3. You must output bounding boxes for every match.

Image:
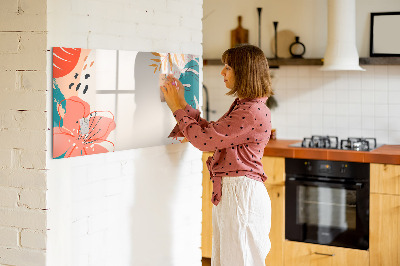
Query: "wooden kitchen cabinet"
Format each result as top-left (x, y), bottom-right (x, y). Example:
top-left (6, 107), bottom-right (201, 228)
top-left (284, 240), bottom-right (369, 266)
top-left (370, 163), bottom-right (400, 266)
top-left (202, 152), bottom-right (213, 258)
top-left (264, 184), bottom-right (285, 266)
top-left (370, 163), bottom-right (400, 195)
top-left (201, 154), bottom-right (286, 266)
top-left (262, 156), bottom-right (285, 266)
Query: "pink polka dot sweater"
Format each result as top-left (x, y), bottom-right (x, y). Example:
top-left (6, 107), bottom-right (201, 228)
top-left (169, 97), bottom-right (272, 206)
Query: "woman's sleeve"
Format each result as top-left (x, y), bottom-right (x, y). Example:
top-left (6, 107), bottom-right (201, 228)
top-left (172, 106), bottom-right (257, 151)
top-left (168, 104), bottom-right (210, 138)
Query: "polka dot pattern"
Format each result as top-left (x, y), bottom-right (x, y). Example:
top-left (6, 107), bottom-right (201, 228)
top-left (169, 97), bottom-right (272, 206)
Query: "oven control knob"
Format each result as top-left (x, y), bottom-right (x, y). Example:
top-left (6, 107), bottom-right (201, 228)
top-left (340, 164), bottom-right (347, 174)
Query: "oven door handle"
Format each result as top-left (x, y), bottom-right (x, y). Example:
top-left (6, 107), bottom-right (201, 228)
top-left (286, 177), bottom-right (364, 189)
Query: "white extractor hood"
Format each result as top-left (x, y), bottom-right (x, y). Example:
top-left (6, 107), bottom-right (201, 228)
top-left (320, 0), bottom-right (365, 71)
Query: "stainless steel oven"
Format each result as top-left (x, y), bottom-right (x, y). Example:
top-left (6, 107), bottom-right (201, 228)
top-left (285, 158), bottom-right (369, 250)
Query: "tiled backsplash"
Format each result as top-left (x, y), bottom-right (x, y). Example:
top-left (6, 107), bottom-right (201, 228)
top-left (203, 65), bottom-right (400, 144)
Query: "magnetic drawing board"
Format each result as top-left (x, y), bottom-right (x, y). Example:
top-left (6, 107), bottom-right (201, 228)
top-left (52, 47), bottom-right (200, 159)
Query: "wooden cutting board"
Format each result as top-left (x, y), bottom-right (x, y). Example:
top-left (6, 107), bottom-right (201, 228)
top-left (231, 16), bottom-right (249, 48)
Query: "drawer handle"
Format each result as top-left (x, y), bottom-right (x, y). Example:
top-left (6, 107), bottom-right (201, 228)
top-left (314, 252), bottom-right (335, 257)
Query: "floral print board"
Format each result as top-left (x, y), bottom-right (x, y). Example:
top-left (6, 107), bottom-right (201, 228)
top-left (52, 47), bottom-right (200, 159)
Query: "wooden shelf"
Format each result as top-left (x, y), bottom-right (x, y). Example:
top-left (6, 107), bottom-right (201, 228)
top-left (359, 57), bottom-right (400, 65)
top-left (203, 57), bottom-right (400, 67)
top-left (203, 58), bottom-right (323, 67)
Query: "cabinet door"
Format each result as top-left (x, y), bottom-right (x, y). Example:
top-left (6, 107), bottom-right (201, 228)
top-left (284, 241), bottom-right (369, 266)
top-left (370, 193), bottom-right (400, 266)
top-left (262, 156), bottom-right (285, 185)
top-left (370, 163), bottom-right (400, 195)
top-left (265, 184), bottom-right (285, 266)
top-left (202, 152), bottom-right (213, 258)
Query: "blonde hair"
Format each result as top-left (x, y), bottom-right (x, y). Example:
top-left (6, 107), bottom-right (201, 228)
top-left (221, 44), bottom-right (273, 99)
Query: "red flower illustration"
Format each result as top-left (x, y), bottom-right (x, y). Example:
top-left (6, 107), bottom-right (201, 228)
top-left (53, 96), bottom-right (116, 158)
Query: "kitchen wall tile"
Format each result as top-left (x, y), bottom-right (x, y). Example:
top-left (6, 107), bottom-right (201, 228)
top-left (348, 75), bottom-right (362, 90)
top-left (388, 75), bottom-right (400, 91)
top-left (273, 75), bottom-right (286, 90)
top-left (311, 85), bottom-right (323, 101)
top-left (361, 129), bottom-right (375, 138)
top-left (348, 103), bottom-right (362, 116)
top-left (323, 103), bottom-right (336, 116)
top-left (375, 130), bottom-right (389, 144)
top-left (287, 113), bottom-right (300, 127)
top-left (323, 115), bottom-right (336, 129)
top-left (311, 114), bottom-right (324, 128)
top-left (298, 77), bottom-right (311, 89)
top-left (349, 128), bottom-right (362, 137)
top-left (310, 66), bottom-right (323, 77)
top-left (311, 102), bottom-right (324, 114)
top-left (361, 104), bottom-right (375, 117)
top-left (349, 116), bottom-right (362, 129)
top-left (388, 131), bottom-right (400, 143)
top-left (204, 65), bottom-right (399, 144)
top-left (374, 90), bottom-right (388, 104)
top-left (335, 72), bottom-right (349, 90)
top-left (374, 77), bottom-right (388, 91)
top-left (375, 104), bottom-right (389, 117)
top-left (311, 127), bottom-right (325, 136)
top-left (336, 90), bottom-right (349, 103)
top-left (298, 67), bottom-right (311, 78)
top-left (361, 75), bottom-right (374, 91)
top-left (387, 65), bottom-right (400, 76)
top-left (361, 90), bottom-right (374, 104)
top-left (389, 104), bottom-right (400, 117)
top-left (374, 65), bottom-right (388, 77)
top-left (322, 70), bottom-right (335, 78)
top-left (285, 66), bottom-right (298, 77)
top-left (362, 116), bottom-right (375, 130)
top-left (336, 128), bottom-right (349, 140)
top-left (348, 90), bottom-right (362, 103)
top-left (336, 103), bottom-right (349, 116)
top-left (389, 117), bottom-right (400, 131)
top-left (388, 91), bottom-right (400, 104)
top-left (286, 77), bottom-right (299, 89)
top-left (336, 115), bottom-right (348, 128)
top-left (374, 117), bottom-right (389, 131)
top-left (323, 86), bottom-right (336, 103)
top-left (298, 102), bottom-right (312, 115)
top-left (310, 77), bottom-right (324, 89)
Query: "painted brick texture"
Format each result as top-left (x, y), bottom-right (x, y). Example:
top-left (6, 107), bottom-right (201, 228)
top-left (0, 0), bottom-right (48, 265)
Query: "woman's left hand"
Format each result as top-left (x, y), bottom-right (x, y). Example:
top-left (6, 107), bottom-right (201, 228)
top-left (161, 77), bottom-right (184, 113)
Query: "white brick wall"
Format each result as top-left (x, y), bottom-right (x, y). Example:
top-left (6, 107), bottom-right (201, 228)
top-left (0, 0), bottom-right (48, 265)
top-left (2, 0), bottom-right (203, 266)
top-left (46, 1), bottom-right (203, 266)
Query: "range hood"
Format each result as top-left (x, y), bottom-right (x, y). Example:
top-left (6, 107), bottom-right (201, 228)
top-left (320, 0), bottom-right (365, 71)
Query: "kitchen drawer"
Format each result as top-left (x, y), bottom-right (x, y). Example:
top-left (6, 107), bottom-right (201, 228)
top-left (284, 240), bottom-right (369, 266)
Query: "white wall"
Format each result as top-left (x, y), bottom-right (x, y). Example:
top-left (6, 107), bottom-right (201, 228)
top-left (203, 0), bottom-right (400, 58)
top-left (46, 1), bottom-right (203, 266)
top-left (203, 0), bottom-right (400, 145)
top-left (0, 0), bottom-right (48, 265)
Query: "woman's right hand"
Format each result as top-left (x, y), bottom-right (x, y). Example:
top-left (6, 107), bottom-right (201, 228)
top-left (167, 75), bottom-right (187, 108)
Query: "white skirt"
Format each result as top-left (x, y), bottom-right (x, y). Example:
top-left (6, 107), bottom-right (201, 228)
top-left (212, 176), bottom-right (271, 266)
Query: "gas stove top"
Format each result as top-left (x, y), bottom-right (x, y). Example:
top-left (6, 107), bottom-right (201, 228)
top-left (289, 135), bottom-right (382, 151)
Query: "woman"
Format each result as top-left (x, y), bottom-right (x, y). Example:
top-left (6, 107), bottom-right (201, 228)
top-left (161, 44), bottom-right (273, 266)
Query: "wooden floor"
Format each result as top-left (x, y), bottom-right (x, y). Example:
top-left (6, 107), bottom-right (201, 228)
top-left (202, 257), bottom-right (211, 266)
